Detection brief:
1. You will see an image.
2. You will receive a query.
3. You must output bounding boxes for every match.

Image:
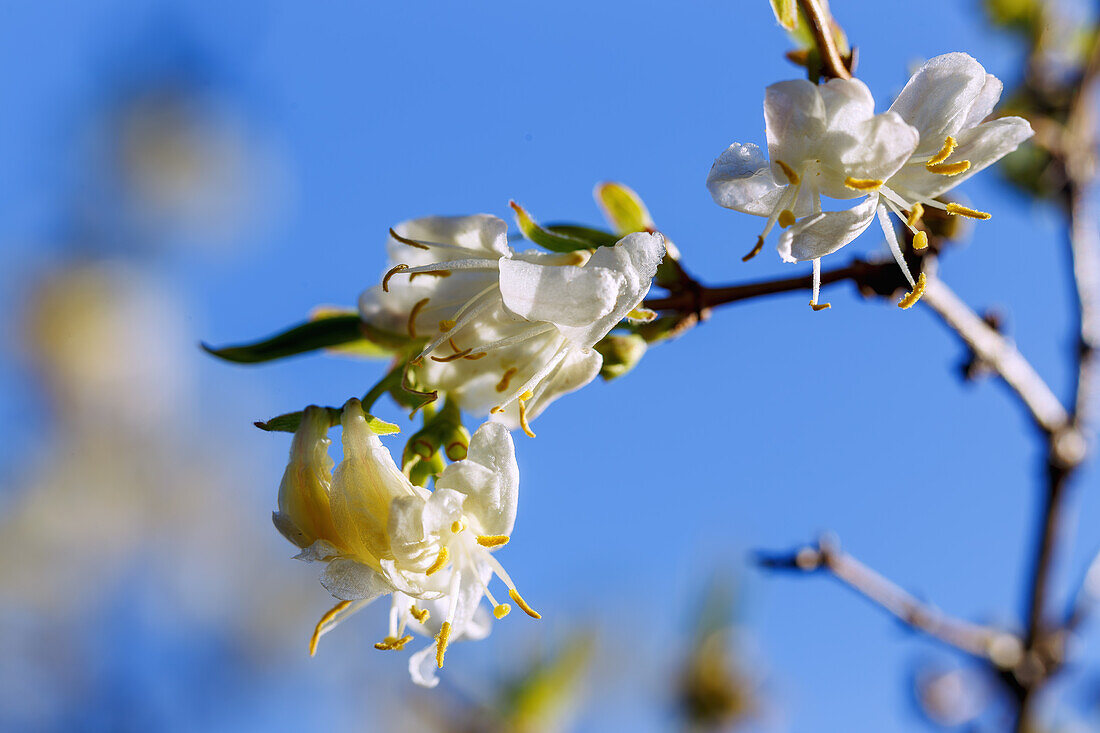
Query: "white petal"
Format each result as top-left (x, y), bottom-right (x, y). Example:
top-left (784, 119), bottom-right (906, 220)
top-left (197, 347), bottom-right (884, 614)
top-left (319, 558), bottom-right (394, 601)
top-left (888, 52), bottom-right (990, 150)
top-left (436, 421), bottom-right (519, 537)
top-left (392, 215), bottom-right (511, 259)
top-left (386, 494), bottom-right (430, 568)
top-left (819, 78), bottom-right (876, 131)
top-left (821, 112), bottom-right (918, 196)
top-left (521, 345), bottom-right (603, 423)
top-left (777, 196), bottom-right (878, 262)
top-left (498, 258), bottom-right (619, 327)
top-left (408, 643), bottom-right (440, 688)
top-left (706, 143), bottom-right (786, 216)
top-left (460, 606), bottom-right (493, 642)
top-left (292, 539), bottom-right (342, 563)
top-left (275, 406), bottom-right (335, 549)
top-left (961, 74), bottom-right (1004, 129)
top-left (765, 79), bottom-right (827, 167)
top-left (422, 488), bottom-right (466, 536)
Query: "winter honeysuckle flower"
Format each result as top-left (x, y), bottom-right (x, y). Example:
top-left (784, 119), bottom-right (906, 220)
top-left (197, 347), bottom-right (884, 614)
top-left (857, 52), bottom-right (1034, 308)
top-left (707, 77), bottom-right (919, 309)
top-left (358, 215), bottom-right (664, 435)
top-left (273, 399), bottom-right (538, 688)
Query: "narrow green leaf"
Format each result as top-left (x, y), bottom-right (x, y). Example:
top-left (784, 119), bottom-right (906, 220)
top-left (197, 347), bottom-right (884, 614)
top-left (510, 201), bottom-right (595, 253)
top-left (310, 307), bottom-right (394, 359)
top-left (203, 314), bottom-right (410, 365)
top-left (545, 225), bottom-right (621, 248)
top-left (594, 182), bottom-right (655, 235)
top-left (255, 406), bottom-right (399, 435)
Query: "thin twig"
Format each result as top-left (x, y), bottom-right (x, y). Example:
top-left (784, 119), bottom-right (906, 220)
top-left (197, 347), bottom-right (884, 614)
top-left (757, 537), bottom-right (1022, 664)
top-left (920, 277), bottom-right (1071, 436)
top-left (795, 0), bottom-right (851, 80)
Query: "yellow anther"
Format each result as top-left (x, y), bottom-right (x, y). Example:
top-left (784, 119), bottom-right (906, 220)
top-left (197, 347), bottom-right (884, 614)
top-left (945, 203), bottom-right (991, 220)
top-left (476, 535), bottom-right (510, 548)
top-left (439, 319), bottom-right (456, 332)
top-left (775, 159), bottom-right (800, 185)
top-left (843, 176), bottom-right (884, 191)
top-left (743, 235), bottom-right (765, 263)
top-left (430, 347), bottom-right (473, 362)
top-left (450, 520), bottom-right (465, 534)
top-left (496, 367), bottom-right (518, 393)
top-left (509, 588), bottom-right (541, 619)
top-left (906, 203), bottom-right (924, 227)
top-left (382, 264), bottom-right (410, 292)
top-left (898, 272), bottom-right (927, 310)
top-left (518, 390), bottom-right (535, 438)
top-left (777, 209), bottom-right (796, 229)
top-left (309, 600), bottom-right (352, 657)
top-left (374, 634), bottom-right (413, 651)
top-left (490, 405), bottom-right (505, 414)
top-left (408, 298), bottom-right (429, 338)
top-left (626, 307), bottom-right (657, 322)
top-left (927, 136), bottom-right (958, 166)
top-left (435, 621), bottom-right (452, 668)
top-left (425, 546), bottom-right (449, 576)
top-left (410, 605), bottom-right (430, 623)
top-left (926, 160), bottom-right (971, 176)
top-left (810, 302), bottom-right (832, 311)
top-left (493, 604), bottom-right (512, 619)
top-left (463, 351), bottom-right (487, 360)
top-left (389, 227), bottom-right (430, 250)
top-left (912, 231), bottom-right (929, 251)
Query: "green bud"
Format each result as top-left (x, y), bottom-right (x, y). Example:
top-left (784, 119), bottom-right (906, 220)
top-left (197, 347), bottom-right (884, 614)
top-left (407, 450), bottom-right (445, 488)
top-left (594, 334), bottom-right (648, 380)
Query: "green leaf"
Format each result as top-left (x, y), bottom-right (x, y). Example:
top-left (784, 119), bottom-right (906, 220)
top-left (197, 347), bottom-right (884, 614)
top-left (594, 181), bottom-right (655, 235)
top-left (203, 314), bottom-right (410, 365)
top-left (544, 225), bottom-right (621, 248)
top-left (310, 307), bottom-right (393, 359)
top-left (769, 0), bottom-right (798, 30)
top-left (255, 406), bottom-right (399, 435)
top-left (511, 201), bottom-right (595, 253)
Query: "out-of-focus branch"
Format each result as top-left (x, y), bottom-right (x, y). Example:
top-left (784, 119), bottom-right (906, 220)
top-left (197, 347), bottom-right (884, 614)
top-left (795, 0), bottom-right (851, 80)
top-left (920, 277), bottom-right (1072, 436)
top-left (757, 536), bottom-right (1022, 664)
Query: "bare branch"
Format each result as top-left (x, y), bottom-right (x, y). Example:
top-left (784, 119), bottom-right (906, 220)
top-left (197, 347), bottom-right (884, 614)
top-left (757, 536), bottom-right (1023, 665)
top-left (795, 0), bottom-right (851, 80)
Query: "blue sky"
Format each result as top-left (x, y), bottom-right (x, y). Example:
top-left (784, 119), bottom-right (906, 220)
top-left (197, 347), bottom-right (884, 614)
top-left (2, 1), bottom-right (1098, 731)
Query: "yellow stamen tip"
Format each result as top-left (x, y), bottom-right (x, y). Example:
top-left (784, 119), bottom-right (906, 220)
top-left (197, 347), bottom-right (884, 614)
top-left (906, 203), bottom-right (924, 228)
top-left (518, 391), bottom-right (536, 438)
top-left (309, 600), bottom-right (352, 657)
top-left (775, 159), bottom-right (801, 185)
top-left (496, 367), bottom-right (518, 394)
top-left (476, 535), bottom-right (510, 548)
top-left (410, 605), bottom-right (430, 623)
top-left (374, 634), bottom-right (414, 651)
top-left (389, 227), bottom-right (430, 250)
top-left (509, 588), bottom-right (541, 619)
top-left (493, 604), bottom-right (512, 619)
top-left (927, 136), bottom-right (958, 166)
top-left (450, 520), bottom-right (464, 534)
top-left (436, 621), bottom-right (452, 668)
top-left (743, 235), bottom-right (765, 262)
top-left (439, 319), bottom-right (456, 332)
top-left (490, 406), bottom-right (504, 414)
top-left (843, 176), bottom-right (884, 192)
top-left (945, 202), bottom-right (991, 220)
top-left (408, 297), bottom-right (430, 339)
top-left (382, 264), bottom-right (410, 293)
top-left (913, 231), bottom-right (929, 251)
top-left (810, 302), bottom-right (832, 311)
top-left (898, 273), bottom-right (927, 310)
top-left (426, 546), bottom-right (449, 576)
top-left (777, 209), bottom-right (796, 229)
top-left (926, 160), bottom-right (971, 176)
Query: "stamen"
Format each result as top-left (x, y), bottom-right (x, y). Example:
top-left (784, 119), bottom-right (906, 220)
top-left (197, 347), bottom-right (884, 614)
top-left (844, 176), bottom-right (884, 191)
top-left (927, 136), bottom-right (957, 166)
top-left (743, 235), bottom-right (765, 262)
top-left (517, 390), bottom-right (536, 438)
top-left (309, 600), bottom-right (352, 656)
top-left (374, 635), bottom-right (413, 651)
top-left (426, 546), bottom-right (449, 576)
top-left (389, 227), bottom-right (430, 250)
top-left (477, 535), bottom-right (510, 548)
top-left (382, 264), bottom-right (410, 292)
top-left (408, 271), bottom-right (451, 283)
top-left (906, 203), bottom-right (924, 228)
top-left (463, 352), bottom-right (487, 360)
top-left (809, 258), bottom-right (831, 311)
top-left (435, 622), bottom-right (452, 668)
top-left (810, 303), bottom-right (832, 311)
top-left (496, 367), bottom-right (518, 393)
top-left (494, 604), bottom-right (512, 619)
top-left (778, 209), bottom-right (796, 228)
top-left (430, 347), bottom-right (473, 362)
top-left (490, 406), bottom-right (505, 414)
top-left (945, 203), bottom-right (991, 220)
top-left (439, 319), bottom-right (456, 332)
top-left (775, 159), bottom-right (800, 185)
top-left (898, 272), bottom-right (927, 310)
top-left (913, 231), bottom-right (929, 251)
top-left (410, 605), bottom-right (430, 623)
top-left (451, 520), bottom-right (465, 534)
top-left (926, 160), bottom-right (971, 176)
top-left (508, 588), bottom-right (542, 619)
top-left (408, 298), bottom-right (429, 338)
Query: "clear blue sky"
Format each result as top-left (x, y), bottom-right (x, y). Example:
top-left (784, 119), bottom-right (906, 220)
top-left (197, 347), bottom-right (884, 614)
top-left (1, 1), bottom-right (1098, 731)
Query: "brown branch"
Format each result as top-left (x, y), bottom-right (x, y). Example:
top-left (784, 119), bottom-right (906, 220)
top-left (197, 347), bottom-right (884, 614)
top-left (795, 0), bottom-right (851, 80)
top-left (758, 536), bottom-right (1022, 664)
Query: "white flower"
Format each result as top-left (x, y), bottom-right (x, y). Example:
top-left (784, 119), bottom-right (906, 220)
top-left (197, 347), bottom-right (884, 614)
top-left (707, 78), bottom-right (919, 308)
top-left (359, 215), bottom-right (664, 434)
top-left (274, 399), bottom-right (537, 687)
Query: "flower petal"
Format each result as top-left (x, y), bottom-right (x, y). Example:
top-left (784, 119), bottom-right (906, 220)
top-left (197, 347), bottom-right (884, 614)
top-left (498, 258), bottom-right (619, 327)
top-left (436, 421), bottom-right (519, 537)
top-left (777, 196), bottom-right (878, 263)
top-left (392, 215), bottom-right (511, 260)
top-left (319, 558), bottom-right (393, 601)
top-left (765, 79), bottom-right (827, 168)
top-left (961, 74), bottom-right (1004, 129)
top-left (409, 642), bottom-right (440, 688)
top-left (706, 143), bottom-right (786, 216)
top-left (888, 53), bottom-right (991, 153)
top-left (275, 406), bottom-right (336, 549)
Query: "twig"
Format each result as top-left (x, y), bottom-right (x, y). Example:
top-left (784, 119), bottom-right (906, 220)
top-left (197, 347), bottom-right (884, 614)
top-left (795, 0), bottom-right (851, 80)
top-left (757, 537), bottom-right (1022, 664)
top-left (920, 277), bottom-right (1071, 436)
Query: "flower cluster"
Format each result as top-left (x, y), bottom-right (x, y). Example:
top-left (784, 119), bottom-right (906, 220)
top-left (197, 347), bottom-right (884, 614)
top-left (707, 53), bottom-right (1032, 310)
